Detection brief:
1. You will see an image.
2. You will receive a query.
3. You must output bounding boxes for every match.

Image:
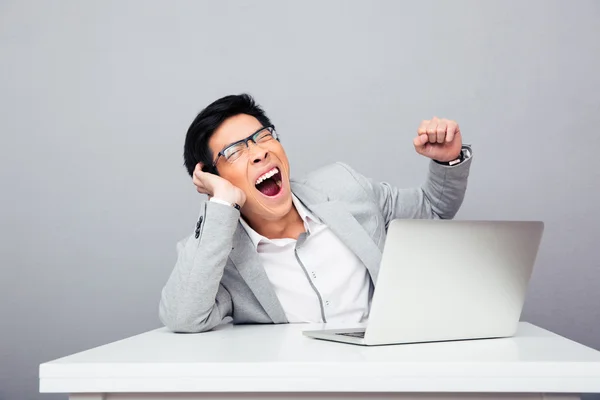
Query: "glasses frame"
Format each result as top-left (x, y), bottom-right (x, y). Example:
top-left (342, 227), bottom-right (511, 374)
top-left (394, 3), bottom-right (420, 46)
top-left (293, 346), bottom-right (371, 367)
top-left (211, 125), bottom-right (278, 168)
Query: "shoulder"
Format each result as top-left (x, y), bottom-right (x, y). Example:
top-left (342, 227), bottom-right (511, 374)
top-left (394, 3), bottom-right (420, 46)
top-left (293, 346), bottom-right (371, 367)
top-left (291, 162), bottom-right (373, 202)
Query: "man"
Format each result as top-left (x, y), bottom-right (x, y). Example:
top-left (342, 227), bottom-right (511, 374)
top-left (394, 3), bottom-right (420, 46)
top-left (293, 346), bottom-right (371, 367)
top-left (159, 93), bottom-right (472, 333)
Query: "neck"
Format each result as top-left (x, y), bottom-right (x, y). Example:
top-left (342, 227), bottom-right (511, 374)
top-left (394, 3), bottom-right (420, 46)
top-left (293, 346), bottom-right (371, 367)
top-left (243, 204), bottom-right (305, 240)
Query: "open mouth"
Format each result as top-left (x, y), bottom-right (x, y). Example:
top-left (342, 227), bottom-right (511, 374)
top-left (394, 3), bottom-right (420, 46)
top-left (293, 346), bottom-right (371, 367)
top-left (254, 167), bottom-right (283, 197)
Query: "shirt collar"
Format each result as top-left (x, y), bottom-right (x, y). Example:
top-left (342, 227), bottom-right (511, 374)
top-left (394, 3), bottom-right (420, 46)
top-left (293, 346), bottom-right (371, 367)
top-left (239, 194), bottom-right (320, 250)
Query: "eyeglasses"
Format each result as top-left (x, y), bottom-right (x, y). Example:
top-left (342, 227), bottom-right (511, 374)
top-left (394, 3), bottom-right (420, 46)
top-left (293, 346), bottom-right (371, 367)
top-left (212, 125), bottom-right (279, 168)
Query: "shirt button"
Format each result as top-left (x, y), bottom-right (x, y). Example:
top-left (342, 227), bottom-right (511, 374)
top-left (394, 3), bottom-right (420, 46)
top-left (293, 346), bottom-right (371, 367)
top-left (325, 300), bottom-right (330, 306)
top-left (311, 272), bottom-right (317, 279)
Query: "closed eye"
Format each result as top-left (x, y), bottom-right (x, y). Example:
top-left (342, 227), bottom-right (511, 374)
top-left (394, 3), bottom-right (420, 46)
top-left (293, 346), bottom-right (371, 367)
top-left (224, 145), bottom-right (245, 159)
top-left (256, 132), bottom-right (273, 142)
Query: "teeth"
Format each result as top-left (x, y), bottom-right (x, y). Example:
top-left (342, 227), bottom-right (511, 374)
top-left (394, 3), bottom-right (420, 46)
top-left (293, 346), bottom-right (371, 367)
top-left (255, 167), bottom-right (279, 185)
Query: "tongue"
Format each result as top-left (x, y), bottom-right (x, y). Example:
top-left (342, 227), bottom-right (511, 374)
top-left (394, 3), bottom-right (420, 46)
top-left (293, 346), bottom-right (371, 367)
top-left (256, 178), bottom-right (280, 197)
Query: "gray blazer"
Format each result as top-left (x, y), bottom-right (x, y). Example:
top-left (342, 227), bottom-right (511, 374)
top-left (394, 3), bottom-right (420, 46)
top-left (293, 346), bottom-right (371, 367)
top-left (159, 155), bottom-right (472, 333)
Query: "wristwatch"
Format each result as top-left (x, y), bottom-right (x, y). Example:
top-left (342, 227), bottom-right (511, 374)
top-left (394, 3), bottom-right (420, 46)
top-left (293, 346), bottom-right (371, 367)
top-left (210, 197), bottom-right (241, 210)
top-left (435, 146), bottom-right (471, 166)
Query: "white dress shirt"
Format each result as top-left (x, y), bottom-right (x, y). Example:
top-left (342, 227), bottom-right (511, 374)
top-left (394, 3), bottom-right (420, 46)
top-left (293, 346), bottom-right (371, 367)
top-left (236, 195), bottom-right (373, 323)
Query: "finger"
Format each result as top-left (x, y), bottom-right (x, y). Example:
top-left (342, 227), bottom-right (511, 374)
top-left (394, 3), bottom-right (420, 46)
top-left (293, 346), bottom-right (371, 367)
top-left (193, 172), bottom-right (203, 185)
top-left (417, 120), bottom-right (430, 147)
top-left (194, 164), bottom-right (211, 180)
top-left (413, 134), bottom-right (429, 150)
top-left (196, 184), bottom-right (210, 194)
top-left (427, 119), bottom-right (438, 143)
top-left (417, 120), bottom-right (429, 136)
top-left (195, 181), bottom-right (207, 192)
top-left (196, 185), bottom-right (211, 196)
top-left (445, 121), bottom-right (458, 142)
top-left (436, 119), bottom-right (447, 143)
top-left (193, 174), bottom-right (209, 192)
top-left (194, 169), bottom-right (206, 182)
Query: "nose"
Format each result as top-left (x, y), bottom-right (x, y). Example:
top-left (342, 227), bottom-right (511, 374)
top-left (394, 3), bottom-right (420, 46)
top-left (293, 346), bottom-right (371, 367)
top-left (248, 141), bottom-right (268, 164)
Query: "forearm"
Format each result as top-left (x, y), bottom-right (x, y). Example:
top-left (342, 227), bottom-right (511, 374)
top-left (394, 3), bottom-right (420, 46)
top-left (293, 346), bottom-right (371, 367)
top-left (336, 146), bottom-right (472, 226)
top-left (419, 151), bottom-right (472, 219)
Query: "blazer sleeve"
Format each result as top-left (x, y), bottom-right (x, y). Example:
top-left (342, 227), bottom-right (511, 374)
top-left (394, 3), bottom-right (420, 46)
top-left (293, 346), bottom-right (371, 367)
top-left (337, 148), bottom-right (473, 227)
top-left (159, 201), bottom-right (239, 333)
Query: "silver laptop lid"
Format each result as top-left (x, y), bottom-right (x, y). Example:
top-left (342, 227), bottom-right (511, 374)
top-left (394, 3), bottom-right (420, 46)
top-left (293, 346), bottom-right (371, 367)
top-left (364, 220), bottom-right (544, 345)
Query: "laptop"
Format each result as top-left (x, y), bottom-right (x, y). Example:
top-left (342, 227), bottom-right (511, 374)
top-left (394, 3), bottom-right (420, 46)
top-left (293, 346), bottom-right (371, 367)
top-left (303, 219), bottom-right (544, 346)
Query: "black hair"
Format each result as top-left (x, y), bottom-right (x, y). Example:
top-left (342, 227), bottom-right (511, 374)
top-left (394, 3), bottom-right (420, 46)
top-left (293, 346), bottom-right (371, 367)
top-left (183, 93), bottom-right (272, 176)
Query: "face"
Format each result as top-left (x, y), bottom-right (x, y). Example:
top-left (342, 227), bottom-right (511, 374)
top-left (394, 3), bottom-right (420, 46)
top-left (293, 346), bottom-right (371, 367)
top-left (208, 114), bottom-right (293, 221)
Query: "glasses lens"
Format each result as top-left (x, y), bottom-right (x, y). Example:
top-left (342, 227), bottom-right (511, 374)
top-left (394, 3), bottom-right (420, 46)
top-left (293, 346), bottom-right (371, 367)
top-left (255, 128), bottom-right (274, 143)
top-left (223, 143), bottom-right (246, 162)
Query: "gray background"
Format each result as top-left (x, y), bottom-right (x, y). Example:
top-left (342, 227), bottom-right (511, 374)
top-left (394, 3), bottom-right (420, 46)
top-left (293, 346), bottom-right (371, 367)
top-left (1, 0), bottom-right (599, 399)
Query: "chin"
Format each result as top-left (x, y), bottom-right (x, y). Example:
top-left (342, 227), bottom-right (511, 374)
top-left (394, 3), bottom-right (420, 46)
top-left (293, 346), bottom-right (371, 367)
top-left (254, 189), bottom-right (293, 220)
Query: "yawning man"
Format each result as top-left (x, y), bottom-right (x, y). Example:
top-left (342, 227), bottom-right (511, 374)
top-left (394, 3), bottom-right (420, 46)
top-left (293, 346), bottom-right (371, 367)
top-left (159, 94), bottom-right (473, 333)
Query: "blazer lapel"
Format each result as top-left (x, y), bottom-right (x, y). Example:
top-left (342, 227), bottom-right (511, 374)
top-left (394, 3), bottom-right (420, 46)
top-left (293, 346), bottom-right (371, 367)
top-left (292, 181), bottom-right (383, 283)
top-left (229, 225), bottom-right (288, 324)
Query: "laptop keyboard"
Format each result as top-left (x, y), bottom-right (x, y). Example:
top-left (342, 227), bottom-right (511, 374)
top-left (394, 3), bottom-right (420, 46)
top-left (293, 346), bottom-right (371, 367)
top-left (335, 331), bottom-right (365, 338)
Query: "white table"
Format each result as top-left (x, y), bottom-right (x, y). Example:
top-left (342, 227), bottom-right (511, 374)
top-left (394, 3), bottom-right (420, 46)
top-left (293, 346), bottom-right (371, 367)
top-left (39, 322), bottom-right (600, 400)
